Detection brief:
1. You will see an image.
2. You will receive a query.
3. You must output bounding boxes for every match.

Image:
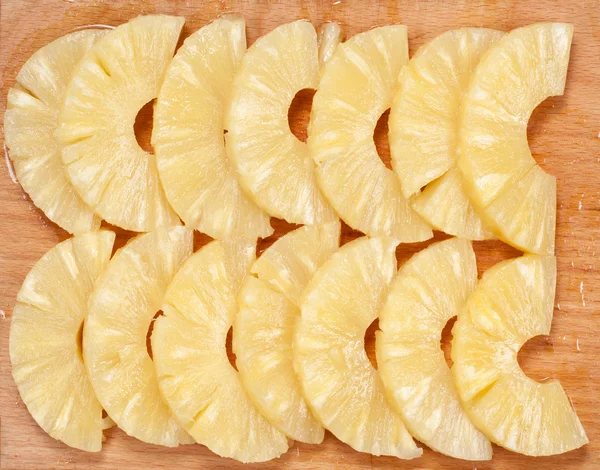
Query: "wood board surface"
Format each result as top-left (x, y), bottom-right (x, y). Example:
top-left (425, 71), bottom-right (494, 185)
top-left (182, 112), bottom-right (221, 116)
top-left (0, 0), bottom-right (599, 468)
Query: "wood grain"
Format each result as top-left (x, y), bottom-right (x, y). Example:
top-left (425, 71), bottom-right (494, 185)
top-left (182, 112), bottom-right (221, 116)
top-left (1, 0), bottom-right (599, 468)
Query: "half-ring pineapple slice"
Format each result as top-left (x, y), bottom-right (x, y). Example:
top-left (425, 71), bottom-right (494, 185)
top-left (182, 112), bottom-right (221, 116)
top-left (308, 26), bottom-right (432, 241)
top-left (152, 240), bottom-right (289, 463)
top-left (458, 23), bottom-right (573, 254)
top-left (452, 255), bottom-right (588, 455)
top-left (4, 29), bottom-right (105, 234)
top-left (294, 236), bottom-right (421, 458)
top-left (10, 231), bottom-right (115, 451)
top-left (84, 226), bottom-right (193, 446)
top-left (389, 28), bottom-right (503, 239)
top-left (234, 222), bottom-right (340, 442)
top-left (57, 15), bottom-right (184, 232)
top-left (226, 20), bottom-right (337, 225)
top-left (153, 15), bottom-right (272, 239)
top-left (376, 238), bottom-right (492, 460)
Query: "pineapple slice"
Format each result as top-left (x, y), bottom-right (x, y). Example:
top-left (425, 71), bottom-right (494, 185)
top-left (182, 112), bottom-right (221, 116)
top-left (376, 238), bottom-right (492, 460)
top-left (83, 226), bottom-right (193, 446)
top-left (294, 237), bottom-right (421, 458)
top-left (10, 230), bottom-right (115, 451)
top-left (458, 23), bottom-right (573, 254)
top-left (4, 30), bottom-right (105, 234)
top-left (411, 169), bottom-right (495, 240)
top-left (233, 222), bottom-right (340, 442)
top-left (57, 15), bottom-right (184, 232)
top-left (152, 240), bottom-right (289, 462)
top-left (153, 16), bottom-right (272, 240)
top-left (389, 28), bottom-right (503, 240)
top-left (225, 20), bottom-right (337, 225)
top-left (452, 255), bottom-right (588, 455)
top-left (307, 26), bottom-right (432, 241)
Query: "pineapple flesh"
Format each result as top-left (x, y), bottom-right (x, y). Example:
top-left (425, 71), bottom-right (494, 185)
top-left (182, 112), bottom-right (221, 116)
top-left (10, 231), bottom-right (115, 451)
top-left (233, 222), bottom-right (340, 443)
top-left (376, 238), bottom-right (492, 460)
top-left (226, 20), bottom-right (337, 225)
top-left (83, 226), bottom-right (193, 446)
top-left (152, 240), bottom-right (289, 463)
top-left (389, 28), bottom-right (503, 240)
top-left (308, 26), bottom-right (432, 241)
top-left (452, 255), bottom-right (588, 455)
top-left (153, 16), bottom-right (272, 240)
top-left (294, 237), bottom-right (422, 458)
top-left (458, 23), bottom-right (573, 254)
top-left (57, 15), bottom-right (184, 232)
top-left (4, 30), bottom-right (105, 234)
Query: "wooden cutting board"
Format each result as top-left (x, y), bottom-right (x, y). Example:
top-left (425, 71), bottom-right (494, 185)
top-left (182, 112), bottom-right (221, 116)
top-left (1, 0), bottom-right (599, 468)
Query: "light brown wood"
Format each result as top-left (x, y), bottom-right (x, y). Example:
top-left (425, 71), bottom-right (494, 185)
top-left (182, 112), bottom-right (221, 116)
top-left (1, 0), bottom-right (599, 468)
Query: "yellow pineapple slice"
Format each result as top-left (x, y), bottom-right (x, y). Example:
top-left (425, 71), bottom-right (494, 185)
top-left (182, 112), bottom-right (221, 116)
top-left (226, 20), bottom-right (337, 225)
top-left (233, 222), bottom-right (340, 442)
top-left (308, 26), bottom-right (432, 241)
top-left (152, 240), bottom-right (289, 462)
top-left (10, 231), bottom-right (115, 451)
top-left (153, 15), bottom-right (272, 239)
top-left (84, 226), bottom-right (193, 446)
top-left (4, 29), bottom-right (105, 234)
top-left (452, 255), bottom-right (588, 455)
top-left (458, 23), bottom-right (573, 254)
top-left (57, 15), bottom-right (184, 232)
top-left (389, 28), bottom-right (503, 239)
top-left (294, 236), bottom-right (421, 458)
top-left (376, 238), bottom-right (492, 460)
top-left (411, 168), bottom-right (495, 240)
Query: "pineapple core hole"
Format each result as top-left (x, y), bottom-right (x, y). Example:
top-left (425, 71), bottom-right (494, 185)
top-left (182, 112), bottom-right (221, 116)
top-left (526, 97), bottom-right (562, 172)
top-left (374, 109), bottom-right (392, 170)
top-left (226, 327), bottom-right (238, 371)
top-left (146, 310), bottom-right (163, 360)
top-left (364, 318), bottom-right (379, 369)
top-left (441, 316), bottom-right (456, 368)
top-left (517, 335), bottom-right (556, 382)
top-left (134, 99), bottom-right (155, 154)
top-left (76, 321), bottom-right (84, 363)
top-left (288, 88), bottom-right (315, 143)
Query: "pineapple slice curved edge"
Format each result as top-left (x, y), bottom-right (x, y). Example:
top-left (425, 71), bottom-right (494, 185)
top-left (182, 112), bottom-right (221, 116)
top-left (233, 222), bottom-right (340, 443)
top-left (308, 26), bottom-right (432, 241)
top-left (4, 29), bottom-right (105, 234)
top-left (10, 230), bottom-right (115, 451)
top-left (225, 20), bottom-right (337, 225)
top-left (153, 15), bottom-right (273, 240)
top-left (376, 238), bottom-right (492, 460)
top-left (458, 23), bottom-right (573, 254)
top-left (83, 226), bottom-right (193, 446)
top-left (389, 28), bottom-right (504, 240)
top-left (57, 15), bottom-right (184, 232)
top-left (152, 239), bottom-right (289, 463)
top-left (452, 255), bottom-right (588, 456)
top-left (294, 236), bottom-right (422, 458)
